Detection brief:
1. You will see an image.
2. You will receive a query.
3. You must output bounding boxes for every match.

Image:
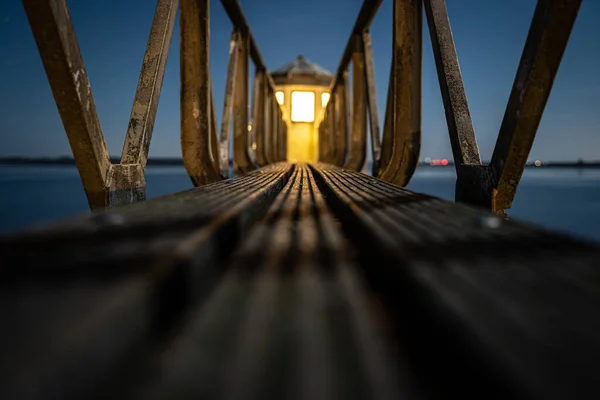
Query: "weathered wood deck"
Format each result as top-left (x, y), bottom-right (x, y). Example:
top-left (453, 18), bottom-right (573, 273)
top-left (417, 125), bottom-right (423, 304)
top-left (2, 164), bottom-right (600, 399)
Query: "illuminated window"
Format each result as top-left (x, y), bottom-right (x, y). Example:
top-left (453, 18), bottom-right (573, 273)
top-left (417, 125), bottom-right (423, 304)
top-left (321, 92), bottom-right (330, 107)
top-left (275, 91), bottom-right (284, 105)
top-left (291, 91), bottom-right (315, 122)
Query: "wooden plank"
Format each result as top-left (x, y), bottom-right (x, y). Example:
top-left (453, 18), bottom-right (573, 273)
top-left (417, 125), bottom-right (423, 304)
top-left (311, 164), bottom-right (600, 399)
top-left (1, 164), bottom-right (293, 278)
top-left (2, 164), bottom-right (600, 399)
top-left (130, 165), bottom-right (405, 399)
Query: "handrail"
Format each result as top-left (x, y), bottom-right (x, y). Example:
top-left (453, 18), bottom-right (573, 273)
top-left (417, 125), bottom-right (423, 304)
top-left (21, 0), bottom-right (287, 209)
top-left (319, 0), bottom-right (582, 215)
top-left (20, 0), bottom-right (582, 217)
top-left (220, 0), bottom-right (278, 92)
top-left (328, 0), bottom-right (384, 92)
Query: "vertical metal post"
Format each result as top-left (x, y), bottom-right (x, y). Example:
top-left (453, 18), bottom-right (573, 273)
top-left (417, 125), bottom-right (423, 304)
top-left (318, 122), bottom-right (324, 162)
top-left (180, 0), bottom-right (222, 186)
top-left (326, 99), bottom-right (337, 164)
top-left (209, 73), bottom-right (221, 175)
top-left (271, 99), bottom-right (279, 162)
top-left (267, 97), bottom-right (277, 164)
top-left (345, 35), bottom-right (367, 171)
top-left (253, 71), bottom-right (267, 166)
top-left (380, 64), bottom-right (393, 174)
top-left (319, 110), bottom-right (329, 162)
top-left (333, 74), bottom-right (349, 167)
top-left (277, 111), bottom-right (286, 162)
top-left (219, 31), bottom-right (240, 175)
top-left (264, 91), bottom-right (274, 164)
top-left (362, 31), bottom-right (382, 176)
top-left (378, 0), bottom-right (422, 186)
top-left (489, 0), bottom-right (582, 214)
top-left (233, 32), bottom-right (256, 173)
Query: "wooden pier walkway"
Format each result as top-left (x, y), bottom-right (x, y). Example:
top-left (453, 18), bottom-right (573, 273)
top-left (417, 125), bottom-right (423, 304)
top-left (3, 164), bottom-right (600, 399)
top-left (4, 0), bottom-right (598, 398)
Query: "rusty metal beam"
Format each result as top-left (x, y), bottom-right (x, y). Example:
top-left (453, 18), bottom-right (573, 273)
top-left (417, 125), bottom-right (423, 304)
top-left (253, 71), bottom-right (267, 166)
top-left (209, 72), bottom-right (221, 175)
top-left (233, 32), bottom-right (256, 173)
top-left (318, 122), bottom-right (324, 163)
top-left (319, 110), bottom-right (329, 163)
top-left (490, 0), bottom-right (581, 214)
top-left (329, 0), bottom-right (384, 93)
top-left (345, 37), bottom-right (367, 171)
top-left (121, 0), bottom-right (178, 168)
top-left (267, 96), bottom-right (277, 164)
top-left (326, 100), bottom-right (337, 164)
top-left (219, 0), bottom-right (277, 93)
top-left (379, 63), bottom-right (393, 174)
top-left (278, 115), bottom-right (287, 162)
top-left (180, 0), bottom-right (222, 186)
top-left (219, 30), bottom-right (240, 175)
top-left (424, 0), bottom-right (480, 171)
top-left (21, 0), bottom-right (113, 210)
top-left (362, 31), bottom-right (382, 176)
top-left (277, 108), bottom-right (285, 162)
top-left (333, 78), bottom-right (348, 166)
top-left (264, 91), bottom-right (274, 164)
top-left (378, 0), bottom-right (422, 186)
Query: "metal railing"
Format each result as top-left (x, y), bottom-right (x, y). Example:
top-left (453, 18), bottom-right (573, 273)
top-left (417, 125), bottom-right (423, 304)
top-left (319, 0), bottom-right (581, 215)
top-left (21, 0), bottom-right (287, 210)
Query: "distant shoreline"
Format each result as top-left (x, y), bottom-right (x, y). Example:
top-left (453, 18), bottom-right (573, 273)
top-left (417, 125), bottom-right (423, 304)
top-left (1, 157), bottom-right (599, 168)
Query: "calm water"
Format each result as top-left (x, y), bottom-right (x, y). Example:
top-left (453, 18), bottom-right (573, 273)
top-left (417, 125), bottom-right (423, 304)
top-left (1, 165), bottom-right (599, 243)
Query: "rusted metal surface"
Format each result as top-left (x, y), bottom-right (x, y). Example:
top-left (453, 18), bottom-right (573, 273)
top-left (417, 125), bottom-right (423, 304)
top-left (21, 0), bottom-right (112, 209)
top-left (219, 31), bottom-right (240, 175)
top-left (219, 0), bottom-right (278, 93)
top-left (121, 0), bottom-right (178, 168)
top-left (318, 108), bottom-right (329, 163)
top-left (345, 37), bottom-right (367, 171)
top-left (233, 32), bottom-right (256, 173)
top-left (333, 76), bottom-right (348, 166)
top-left (180, 0), bottom-right (222, 186)
top-left (253, 71), bottom-right (267, 166)
top-left (326, 99), bottom-right (337, 164)
top-left (3, 163), bottom-right (600, 399)
top-left (489, 0), bottom-right (582, 215)
top-left (362, 31), bottom-right (382, 176)
top-left (267, 96), bottom-right (277, 164)
top-left (317, 121), bottom-right (325, 162)
top-left (106, 164), bottom-right (146, 207)
top-left (209, 72), bottom-right (221, 174)
top-left (378, 0), bottom-right (422, 186)
top-left (423, 0), bottom-right (480, 169)
top-left (276, 110), bottom-right (287, 162)
top-left (279, 117), bottom-right (288, 162)
top-left (380, 64), bottom-right (394, 175)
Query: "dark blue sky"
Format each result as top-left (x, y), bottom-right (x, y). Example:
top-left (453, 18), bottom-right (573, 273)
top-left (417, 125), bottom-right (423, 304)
top-left (0, 0), bottom-right (598, 161)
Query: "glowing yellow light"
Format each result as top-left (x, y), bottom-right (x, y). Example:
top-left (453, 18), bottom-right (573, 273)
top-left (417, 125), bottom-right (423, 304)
top-left (275, 91), bottom-right (284, 105)
top-left (247, 124), bottom-right (252, 131)
top-left (321, 92), bottom-right (330, 107)
top-left (534, 160), bottom-right (542, 167)
top-left (291, 91), bottom-right (315, 123)
top-left (251, 142), bottom-right (257, 150)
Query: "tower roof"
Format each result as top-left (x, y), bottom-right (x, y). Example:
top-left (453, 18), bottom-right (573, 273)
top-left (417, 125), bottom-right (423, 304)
top-left (271, 55), bottom-right (332, 87)
top-left (272, 55), bottom-right (332, 77)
